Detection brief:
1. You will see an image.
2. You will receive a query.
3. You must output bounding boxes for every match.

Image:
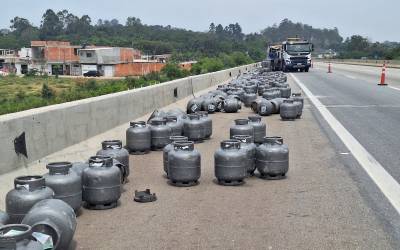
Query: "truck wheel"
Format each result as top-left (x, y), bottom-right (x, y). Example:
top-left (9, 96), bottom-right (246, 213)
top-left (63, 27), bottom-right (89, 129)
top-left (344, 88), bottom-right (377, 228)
top-left (305, 67), bottom-right (309, 72)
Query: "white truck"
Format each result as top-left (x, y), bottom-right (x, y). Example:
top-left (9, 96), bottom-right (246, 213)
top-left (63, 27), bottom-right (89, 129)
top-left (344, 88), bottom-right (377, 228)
top-left (266, 38), bottom-right (314, 72)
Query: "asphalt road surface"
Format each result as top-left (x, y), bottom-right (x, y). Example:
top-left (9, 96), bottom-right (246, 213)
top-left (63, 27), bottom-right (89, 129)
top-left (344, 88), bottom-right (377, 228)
top-left (71, 77), bottom-right (398, 249)
top-left (291, 62), bottom-right (400, 247)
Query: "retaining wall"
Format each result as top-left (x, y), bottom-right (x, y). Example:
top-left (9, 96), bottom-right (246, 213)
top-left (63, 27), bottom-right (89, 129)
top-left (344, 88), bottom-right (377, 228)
top-left (0, 63), bottom-right (259, 174)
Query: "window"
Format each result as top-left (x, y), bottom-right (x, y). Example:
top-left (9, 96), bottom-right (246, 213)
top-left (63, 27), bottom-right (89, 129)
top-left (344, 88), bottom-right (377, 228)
top-left (286, 44), bottom-right (312, 53)
top-left (74, 48), bottom-right (78, 56)
top-left (86, 52), bottom-right (92, 58)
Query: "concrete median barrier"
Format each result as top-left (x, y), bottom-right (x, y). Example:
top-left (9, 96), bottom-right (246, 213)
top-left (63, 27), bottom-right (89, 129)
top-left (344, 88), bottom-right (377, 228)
top-left (0, 63), bottom-right (260, 174)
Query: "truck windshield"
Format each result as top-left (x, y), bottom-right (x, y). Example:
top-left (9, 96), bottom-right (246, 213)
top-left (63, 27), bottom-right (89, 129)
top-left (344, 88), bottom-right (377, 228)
top-left (286, 44), bottom-right (311, 53)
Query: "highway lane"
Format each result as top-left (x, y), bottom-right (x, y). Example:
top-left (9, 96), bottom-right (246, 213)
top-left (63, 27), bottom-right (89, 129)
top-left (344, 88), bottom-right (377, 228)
top-left (291, 65), bottom-right (400, 243)
top-left (297, 65), bottom-right (400, 181)
top-left (315, 61), bottom-right (400, 87)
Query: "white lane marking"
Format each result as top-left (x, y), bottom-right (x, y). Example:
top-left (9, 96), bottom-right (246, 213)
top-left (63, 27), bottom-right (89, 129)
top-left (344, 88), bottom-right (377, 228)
top-left (325, 104), bottom-right (400, 108)
top-left (388, 86), bottom-right (400, 91)
top-left (291, 73), bottom-right (400, 215)
top-left (344, 74), bottom-right (357, 79)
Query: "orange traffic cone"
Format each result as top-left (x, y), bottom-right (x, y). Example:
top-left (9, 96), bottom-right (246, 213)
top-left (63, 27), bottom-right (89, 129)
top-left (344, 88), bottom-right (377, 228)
top-left (327, 62), bottom-right (332, 73)
top-left (378, 62), bottom-right (388, 86)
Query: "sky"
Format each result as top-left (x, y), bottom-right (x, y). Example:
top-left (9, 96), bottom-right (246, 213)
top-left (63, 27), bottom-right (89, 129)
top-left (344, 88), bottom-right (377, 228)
top-left (1, 0), bottom-right (399, 42)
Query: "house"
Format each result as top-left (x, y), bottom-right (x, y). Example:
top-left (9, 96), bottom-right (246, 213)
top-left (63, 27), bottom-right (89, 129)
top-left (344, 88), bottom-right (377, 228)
top-left (1, 41), bottom-right (167, 77)
top-left (30, 41), bottom-right (81, 75)
top-left (0, 49), bottom-right (33, 75)
top-left (0, 49), bottom-right (17, 74)
top-left (79, 47), bottom-right (165, 77)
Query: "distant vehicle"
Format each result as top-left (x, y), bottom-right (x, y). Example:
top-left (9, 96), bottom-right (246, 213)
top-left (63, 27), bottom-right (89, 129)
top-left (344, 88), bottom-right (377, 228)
top-left (83, 70), bottom-right (102, 77)
top-left (266, 38), bottom-right (314, 72)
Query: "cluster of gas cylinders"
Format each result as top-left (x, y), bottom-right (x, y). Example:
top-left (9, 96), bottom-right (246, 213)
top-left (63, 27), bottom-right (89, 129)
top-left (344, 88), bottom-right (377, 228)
top-left (187, 71), bottom-right (304, 120)
top-left (0, 140), bottom-right (131, 249)
top-left (127, 108), bottom-right (212, 153)
top-left (0, 69), bottom-right (296, 249)
top-left (126, 109), bottom-right (210, 187)
top-left (160, 115), bottom-right (290, 187)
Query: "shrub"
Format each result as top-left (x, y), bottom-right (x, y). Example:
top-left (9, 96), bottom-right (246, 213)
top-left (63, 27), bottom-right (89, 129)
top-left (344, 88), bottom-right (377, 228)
top-left (77, 79), bottom-right (98, 91)
top-left (143, 71), bottom-right (161, 81)
top-left (125, 77), bottom-right (138, 89)
top-left (25, 69), bottom-right (39, 77)
top-left (15, 90), bottom-right (26, 100)
top-left (161, 63), bottom-right (181, 79)
top-left (41, 83), bottom-right (55, 99)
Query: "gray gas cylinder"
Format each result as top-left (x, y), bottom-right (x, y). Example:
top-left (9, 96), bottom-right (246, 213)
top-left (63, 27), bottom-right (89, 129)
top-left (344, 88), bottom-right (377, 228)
top-left (197, 111), bottom-right (212, 140)
top-left (222, 98), bottom-right (240, 113)
top-left (213, 95), bottom-right (225, 112)
top-left (232, 135), bottom-right (257, 176)
top-left (214, 140), bottom-right (247, 186)
top-left (43, 162), bottom-right (82, 212)
top-left (97, 140), bottom-right (130, 178)
top-left (168, 141), bottom-right (201, 187)
top-left (183, 114), bottom-right (204, 143)
top-left (163, 136), bottom-right (188, 176)
top-left (291, 93), bottom-right (304, 118)
top-left (126, 121), bottom-right (151, 154)
top-left (166, 115), bottom-right (183, 136)
top-left (256, 136), bottom-right (289, 179)
top-left (82, 156), bottom-right (121, 210)
top-left (149, 118), bottom-right (172, 150)
top-left (251, 99), bottom-right (273, 116)
top-left (22, 199), bottom-right (76, 250)
top-left (248, 116), bottom-right (267, 145)
top-left (201, 97), bottom-right (217, 114)
top-left (187, 97), bottom-right (203, 114)
top-left (262, 88), bottom-right (281, 100)
top-left (280, 99), bottom-right (298, 120)
top-left (230, 119), bottom-right (254, 142)
top-left (279, 86), bottom-right (292, 98)
top-left (242, 88), bottom-right (257, 108)
top-left (6, 176), bottom-right (54, 224)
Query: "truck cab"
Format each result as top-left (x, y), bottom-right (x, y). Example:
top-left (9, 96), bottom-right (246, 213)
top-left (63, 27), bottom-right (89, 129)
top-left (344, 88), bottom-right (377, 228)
top-left (282, 38), bottom-right (313, 72)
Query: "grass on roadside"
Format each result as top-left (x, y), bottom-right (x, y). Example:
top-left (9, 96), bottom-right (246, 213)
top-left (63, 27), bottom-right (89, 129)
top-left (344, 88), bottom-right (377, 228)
top-left (0, 52), bottom-right (253, 115)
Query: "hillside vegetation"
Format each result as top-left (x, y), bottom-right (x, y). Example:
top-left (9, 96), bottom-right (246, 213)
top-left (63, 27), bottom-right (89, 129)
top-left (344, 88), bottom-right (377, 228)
top-left (0, 9), bottom-right (374, 61)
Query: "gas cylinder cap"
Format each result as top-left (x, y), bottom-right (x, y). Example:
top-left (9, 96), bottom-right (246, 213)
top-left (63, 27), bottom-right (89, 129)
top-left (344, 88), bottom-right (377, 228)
top-left (134, 189), bottom-right (157, 203)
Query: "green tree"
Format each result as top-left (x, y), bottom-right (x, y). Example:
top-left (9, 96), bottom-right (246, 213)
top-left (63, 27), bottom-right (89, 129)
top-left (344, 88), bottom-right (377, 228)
top-left (40, 9), bottom-right (63, 39)
top-left (209, 23), bottom-right (216, 33)
top-left (126, 17), bottom-right (142, 26)
top-left (345, 35), bottom-right (369, 51)
top-left (215, 24), bottom-right (224, 36)
top-left (10, 17), bottom-right (32, 35)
